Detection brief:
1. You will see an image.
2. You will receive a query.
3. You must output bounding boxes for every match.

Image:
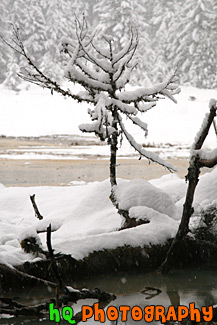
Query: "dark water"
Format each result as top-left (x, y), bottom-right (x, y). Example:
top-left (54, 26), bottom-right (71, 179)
top-left (1, 267), bottom-right (217, 324)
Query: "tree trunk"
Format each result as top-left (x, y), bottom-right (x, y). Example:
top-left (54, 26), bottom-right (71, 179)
top-left (110, 107), bottom-right (118, 204)
top-left (159, 159), bottom-right (200, 273)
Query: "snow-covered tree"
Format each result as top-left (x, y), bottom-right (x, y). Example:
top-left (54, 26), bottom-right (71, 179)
top-left (167, 0), bottom-right (217, 88)
top-left (0, 0), bottom-right (10, 83)
top-left (41, 0), bottom-right (89, 81)
top-left (149, 0), bottom-right (181, 82)
top-left (6, 20), bottom-right (180, 218)
top-left (1, 0), bottom-right (89, 87)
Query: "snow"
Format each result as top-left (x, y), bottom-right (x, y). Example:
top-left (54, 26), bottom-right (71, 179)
top-left (0, 84), bottom-right (216, 156)
top-left (1, 163), bottom-right (217, 267)
top-left (150, 174), bottom-right (187, 203)
top-left (194, 167), bottom-right (217, 206)
top-left (0, 178), bottom-right (178, 266)
top-left (115, 178), bottom-right (177, 219)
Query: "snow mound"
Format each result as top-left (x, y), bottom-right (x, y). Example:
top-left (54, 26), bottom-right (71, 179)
top-left (115, 179), bottom-right (177, 219)
top-left (129, 206), bottom-right (170, 221)
top-left (194, 167), bottom-right (217, 206)
top-left (0, 179), bottom-right (180, 266)
top-left (150, 174), bottom-right (187, 203)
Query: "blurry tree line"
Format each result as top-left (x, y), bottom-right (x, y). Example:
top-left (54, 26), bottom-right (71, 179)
top-left (0, 0), bottom-right (217, 90)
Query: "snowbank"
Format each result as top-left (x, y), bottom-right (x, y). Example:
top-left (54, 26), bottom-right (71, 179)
top-left (1, 167), bottom-right (217, 267)
top-left (0, 179), bottom-right (179, 266)
top-left (115, 178), bottom-right (178, 219)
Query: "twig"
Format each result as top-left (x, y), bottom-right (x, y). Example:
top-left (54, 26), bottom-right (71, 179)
top-left (30, 194), bottom-right (43, 220)
top-left (0, 288), bottom-right (116, 319)
top-left (46, 224), bottom-right (64, 290)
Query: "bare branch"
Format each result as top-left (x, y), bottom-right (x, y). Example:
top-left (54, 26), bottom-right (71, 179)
top-left (199, 156), bottom-right (217, 168)
top-left (75, 25), bottom-right (111, 74)
top-left (4, 26), bottom-right (94, 104)
top-left (30, 194), bottom-right (43, 220)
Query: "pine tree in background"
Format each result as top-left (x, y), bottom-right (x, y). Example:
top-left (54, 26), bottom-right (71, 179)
top-left (2, 0), bottom-right (88, 88)
top-left (149, 0), bottom-right (180, 82)
top-left (4, 0), bottom-right (47, 89)
top-left (167, 0), bottom-right (217, 88)
top-left (41, 0), bottom-right (89, 81)
top-left (94, 0), bottom-right (154, 85)
top-left (94, 0), bottom-right (135, 50)
top-left (1, 0), bottom-right (217, 89)
top-left (0, 0), bottom-right (11, 83)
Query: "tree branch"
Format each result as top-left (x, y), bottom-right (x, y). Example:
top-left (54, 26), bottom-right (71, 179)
top-left (117, 112), bottom-right (176, 172)
top-left (159, 99), bottom-right (217, 274)
top-left (30, 194), bottom-right (43, 220)
top-left (5, 26), bottom-right (93, 104)
top-left (199, 155), bottom-right (217, 168)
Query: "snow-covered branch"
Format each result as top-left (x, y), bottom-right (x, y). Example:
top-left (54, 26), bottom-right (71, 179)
top-left (126, 114), bottom-right (148, 135)
top-left (66, 67), bottom-right (112, 92)
top-left (113, 28), bottom-right (138, 65)
top-left (5, 26), bottom-right (94, 104)
top-left (117, 72), bottom-right (180, 104)
top-left (117, 113), bottom-right (177, 172)
top-left (191, 99), bottom-right (217, 152)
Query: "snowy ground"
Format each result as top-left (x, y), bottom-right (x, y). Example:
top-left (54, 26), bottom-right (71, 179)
top-left (1, 167), bottom-right (217, 267)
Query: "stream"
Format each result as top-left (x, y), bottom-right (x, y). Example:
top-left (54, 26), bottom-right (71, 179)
top-left (1, 267), bottom-right (217, 324)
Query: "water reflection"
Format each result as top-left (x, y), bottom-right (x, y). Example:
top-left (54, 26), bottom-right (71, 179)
top-left (1, 267), bottom-right (217, 324)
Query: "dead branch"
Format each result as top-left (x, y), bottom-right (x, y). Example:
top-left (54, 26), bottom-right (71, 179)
top-left (2, 26), bottom-right (93, 104)
top-left (46, 224), bottom-right (64, 290)
top-left (0, 263), bottom-right (56, 292)
top-left (199, 156), bottom-right (217, 168)
top-left (213, 119), bottom-right (217, 137)
top-left (159, 100), bottom-right (217, 274)
top-left (193, 104), bottom-right (217, 150)
top-left (0, 288), bottom-right (115, 319)
top-left (30, 194), bottom-right (43, 220)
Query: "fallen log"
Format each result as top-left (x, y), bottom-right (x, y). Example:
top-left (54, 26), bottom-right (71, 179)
top-left (0, 263), bottom-right (56, 292)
